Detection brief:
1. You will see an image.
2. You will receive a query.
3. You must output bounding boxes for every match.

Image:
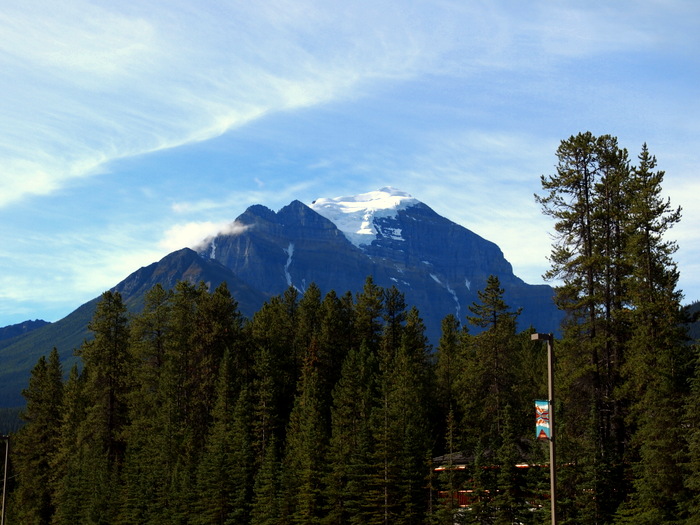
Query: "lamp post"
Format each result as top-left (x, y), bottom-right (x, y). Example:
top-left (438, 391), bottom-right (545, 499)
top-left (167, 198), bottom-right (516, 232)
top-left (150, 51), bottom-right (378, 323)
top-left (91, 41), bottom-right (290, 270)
top-left (531, 333), bottom-right (557, 525)
top-left (1, 434), bottom-right (8, 525)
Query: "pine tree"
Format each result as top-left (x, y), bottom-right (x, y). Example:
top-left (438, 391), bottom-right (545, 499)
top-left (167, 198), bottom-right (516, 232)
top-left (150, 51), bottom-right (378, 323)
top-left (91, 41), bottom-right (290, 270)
top-left (355, 276), bottom-right (384, 352)
top-left (393, 310), bottom-right (433, 524)
top-left (250, 291), bottom-right (300, 453)
top-left (616, 143), bottom-right (689, 523)
top-left (282, 343), bottom-right (328, 524)
top-left (435, 314), bottom-right (462, 417)
top-left (11, 348), bottom-right (63, 524)
top-left (159, 280), bottom-right (205, 522)
top-left (72, 290), bottom-right (132, 523)
top-left (195, 353), bottom-right (253, 525)
top-left (51, 364), bottom-right (89, 524)
top-left (325, 341), bottom-right (378, 525)
top-left (459, 275), bottom-right (520, 452)
top-left (536, 132), bottom-right (634, 521)
top-left (316, 290), bottom-right (354, 426)
top-left (683, 347), bottom-right (700, 523)
top-left (120, 283), bottom-right (173, 523)
top-left (79, 290), bottom-right (132, 465)
top-left (493, 406), bottom-right (528, 525)
top-left (251, 435), bottom-right (281, 525)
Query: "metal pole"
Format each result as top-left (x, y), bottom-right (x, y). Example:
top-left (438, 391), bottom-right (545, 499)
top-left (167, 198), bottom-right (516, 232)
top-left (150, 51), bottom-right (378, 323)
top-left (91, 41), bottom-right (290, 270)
top-left (546, 335), bottom-right (557, 525)
top-left (1, 435), bottom-right (8, 525)
top-left (532, 333), bottom-right (557, 525)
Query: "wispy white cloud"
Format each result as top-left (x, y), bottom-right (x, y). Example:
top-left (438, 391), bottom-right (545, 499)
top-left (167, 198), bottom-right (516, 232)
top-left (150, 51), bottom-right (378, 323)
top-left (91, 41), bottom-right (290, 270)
top-left (159, 220), bottom-right (251, 253)
top-left (0, 0), bottom-right (698, 326)
top-left (3, 0), bottom-right (677, 208)
top-left (0, 0), bottom-right (452, 208)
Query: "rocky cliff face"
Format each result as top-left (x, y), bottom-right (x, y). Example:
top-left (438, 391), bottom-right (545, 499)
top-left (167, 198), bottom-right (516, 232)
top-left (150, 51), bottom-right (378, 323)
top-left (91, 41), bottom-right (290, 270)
top-left (0, 188), bottom-right (562, 406)
top-left (196, 189), bottom-right (562, 342)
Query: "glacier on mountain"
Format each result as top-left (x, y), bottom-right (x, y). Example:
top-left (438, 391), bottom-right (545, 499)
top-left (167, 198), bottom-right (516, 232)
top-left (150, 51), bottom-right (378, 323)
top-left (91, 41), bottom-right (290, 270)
top-left (310, 187), bottom-right (418, 248)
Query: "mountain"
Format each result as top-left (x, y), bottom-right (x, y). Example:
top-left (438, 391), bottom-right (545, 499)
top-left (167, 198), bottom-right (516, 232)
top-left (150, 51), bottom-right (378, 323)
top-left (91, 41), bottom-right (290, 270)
top-left (195, 188), bottom-right (562, 340)
top-left (0, 319), bottom-right (50, 342)
top-left (0, 249), bottom-right (268, 407)
top-left (0, 187), bottom-right (562, 407)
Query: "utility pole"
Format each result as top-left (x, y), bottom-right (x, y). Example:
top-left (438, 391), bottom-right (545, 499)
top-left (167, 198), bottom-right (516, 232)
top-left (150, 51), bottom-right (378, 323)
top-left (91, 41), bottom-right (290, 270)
top-left (1, 434), bottom-right (8, 525)
top-left (532, 333), bottom-right (557, 525)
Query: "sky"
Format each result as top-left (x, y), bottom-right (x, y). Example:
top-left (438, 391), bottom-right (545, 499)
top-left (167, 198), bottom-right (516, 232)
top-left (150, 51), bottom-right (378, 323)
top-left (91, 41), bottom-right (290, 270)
top-left (1, 0), bottom-right (698, 326)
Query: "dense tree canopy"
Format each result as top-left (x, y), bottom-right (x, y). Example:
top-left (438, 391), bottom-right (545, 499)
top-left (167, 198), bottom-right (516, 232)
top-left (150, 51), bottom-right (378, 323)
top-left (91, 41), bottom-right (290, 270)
top-left (6, 133), bottom-right (697, 524)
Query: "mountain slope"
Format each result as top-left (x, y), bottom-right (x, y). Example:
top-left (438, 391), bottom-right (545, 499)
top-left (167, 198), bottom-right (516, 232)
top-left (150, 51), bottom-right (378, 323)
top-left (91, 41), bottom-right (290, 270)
top-left (1, 188), bottom-right (563, 407)
top-left (0, 319), bottom-right (50, 342)
top-left (197, 188), bottom-right (562, 341)
top-left (0, 248), bottom-right (267, 407)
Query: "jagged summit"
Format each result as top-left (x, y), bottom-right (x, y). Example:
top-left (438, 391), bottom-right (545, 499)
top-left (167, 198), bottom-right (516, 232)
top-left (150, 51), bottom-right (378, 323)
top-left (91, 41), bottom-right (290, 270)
top-left (309, 187), bottom-right (419, 247)
top-left (0, 188), bottom-right (563, 406)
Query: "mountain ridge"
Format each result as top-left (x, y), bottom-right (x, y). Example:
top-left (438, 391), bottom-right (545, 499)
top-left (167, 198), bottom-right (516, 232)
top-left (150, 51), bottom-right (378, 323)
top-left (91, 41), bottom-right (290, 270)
top-left (0, 188), bottom-right (563, 407)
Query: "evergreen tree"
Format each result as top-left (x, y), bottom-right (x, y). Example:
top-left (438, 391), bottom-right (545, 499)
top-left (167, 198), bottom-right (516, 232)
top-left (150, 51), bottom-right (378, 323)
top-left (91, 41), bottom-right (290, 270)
top-left (393, 310), bottom-right (433, 524)
top-left (251, 435), bottom-right (281, 525)
top-left (493, 406), bottom-right (528, 525)
top-left (316, 289), bottom-right (355, 426)
top-left (250, 290), bottom-right (300, 454)
top-left (368, 298), bottom-right (432, 525)
top-left (435, 314), bottom-right (462, 417)
top-left (458, 275), bottom-right (520, 452)
top-left (325, 341), bottom-right (378, 525)
top-left (11, 348), bottom-right (63, 524)
top-left (120, 284), bottom-right (173, 523)
top-left (683, 346), bottom-right (700, 523)
top-left (51, 364), bottom-right (89, 525)
top-left (616, 143), bottom-right (689, 523)
top-left (282, 343), bottom-right (328, 524)
top-left (72, 290), bottom-right (132, 523)
top-left (195, 353), bottom-right (253, 525)
top-left (536, 132), bottom-right (633, 521)
top-left (355, 276), bottom-right (384, 352)
top-left (79, 290), bottom-right (132, 466)
top-left (190, 282), bottom-right (244, 446)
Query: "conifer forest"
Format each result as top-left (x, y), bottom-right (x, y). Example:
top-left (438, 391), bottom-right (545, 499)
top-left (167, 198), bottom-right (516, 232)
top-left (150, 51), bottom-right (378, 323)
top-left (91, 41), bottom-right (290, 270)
top-left (4, 133), bottom-right (700, 524)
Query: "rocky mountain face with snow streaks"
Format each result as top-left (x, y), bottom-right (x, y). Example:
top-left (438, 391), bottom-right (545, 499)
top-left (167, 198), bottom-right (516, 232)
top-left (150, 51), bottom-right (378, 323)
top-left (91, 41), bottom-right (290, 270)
top-left (197, 188), bottom-right (561, 342)
top-left (0, 187), bottom-right (561, 406)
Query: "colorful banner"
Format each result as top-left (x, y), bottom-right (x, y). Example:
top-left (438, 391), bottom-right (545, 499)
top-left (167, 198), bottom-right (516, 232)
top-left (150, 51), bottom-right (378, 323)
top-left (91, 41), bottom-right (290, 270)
top-left (535, 400), bottom-right (550, 441)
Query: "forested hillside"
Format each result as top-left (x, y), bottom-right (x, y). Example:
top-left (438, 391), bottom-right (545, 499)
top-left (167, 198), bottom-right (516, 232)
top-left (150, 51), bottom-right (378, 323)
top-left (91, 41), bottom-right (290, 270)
top-left (5, 133), bottom-right (699, 524)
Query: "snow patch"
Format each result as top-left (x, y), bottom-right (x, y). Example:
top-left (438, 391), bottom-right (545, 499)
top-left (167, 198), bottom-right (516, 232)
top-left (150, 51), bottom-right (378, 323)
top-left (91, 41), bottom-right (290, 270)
top-left (432, 273), bottom-right (462, 318)
top-left (309, 187), bottom-right (419, 248)
top-left (284, 243), bottom-right (294, 287)
top-left (378, 225), bottom-right (403, 241)
top-left (446, 282), bottom-right (461, 319)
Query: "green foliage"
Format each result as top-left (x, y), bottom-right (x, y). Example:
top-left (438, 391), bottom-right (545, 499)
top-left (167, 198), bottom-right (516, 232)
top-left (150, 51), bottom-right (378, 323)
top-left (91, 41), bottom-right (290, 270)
top-left (537, 133), bottom-right (689, 523)
top-left (10, 348), bottom-right (63, 524)
top-left (5, 133), bottom-right (694, 524)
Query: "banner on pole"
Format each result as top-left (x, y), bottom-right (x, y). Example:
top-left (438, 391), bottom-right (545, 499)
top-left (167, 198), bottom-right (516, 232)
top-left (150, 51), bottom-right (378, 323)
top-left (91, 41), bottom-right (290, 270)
top-left (535, 400), bottom-right (550, 441)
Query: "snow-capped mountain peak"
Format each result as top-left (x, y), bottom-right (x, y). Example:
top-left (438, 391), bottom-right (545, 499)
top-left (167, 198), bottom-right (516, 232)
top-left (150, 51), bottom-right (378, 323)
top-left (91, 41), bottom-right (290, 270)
top-left (309, 187), bottom-right (419, 247)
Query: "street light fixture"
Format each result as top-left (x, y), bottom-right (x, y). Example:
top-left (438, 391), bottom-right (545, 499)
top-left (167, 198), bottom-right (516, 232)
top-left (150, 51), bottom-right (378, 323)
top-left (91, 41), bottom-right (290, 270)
top-left (531, 333), bottom-right (557, 525)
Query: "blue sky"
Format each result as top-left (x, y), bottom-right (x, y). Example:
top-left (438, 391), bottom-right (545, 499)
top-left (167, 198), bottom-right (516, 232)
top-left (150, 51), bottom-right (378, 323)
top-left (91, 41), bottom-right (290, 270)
top-left (1, 0), bottom-right (698, 326)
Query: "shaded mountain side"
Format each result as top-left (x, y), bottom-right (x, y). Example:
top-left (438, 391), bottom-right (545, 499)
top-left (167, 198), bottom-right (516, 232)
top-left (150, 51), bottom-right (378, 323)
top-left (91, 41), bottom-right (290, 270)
top-left (1, 194), bottom-right (565, 407)
top-left (199, 199), bottom-right (563, 341)
top-left (0, 248), bottom-right (268, 407)
top-left (112, 247), bottom-right (269, 316)
top-left (685, 301), bottom-right (700, 342)
top-left (0, 319), bottom-right (50, 342)
top-left (0, 298), bottom-right (96, 407)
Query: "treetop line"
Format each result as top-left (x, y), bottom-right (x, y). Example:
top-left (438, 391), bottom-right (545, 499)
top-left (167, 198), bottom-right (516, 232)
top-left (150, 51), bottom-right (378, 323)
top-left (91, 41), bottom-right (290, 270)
top-left (4, 133), bottom-right (699, 525)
